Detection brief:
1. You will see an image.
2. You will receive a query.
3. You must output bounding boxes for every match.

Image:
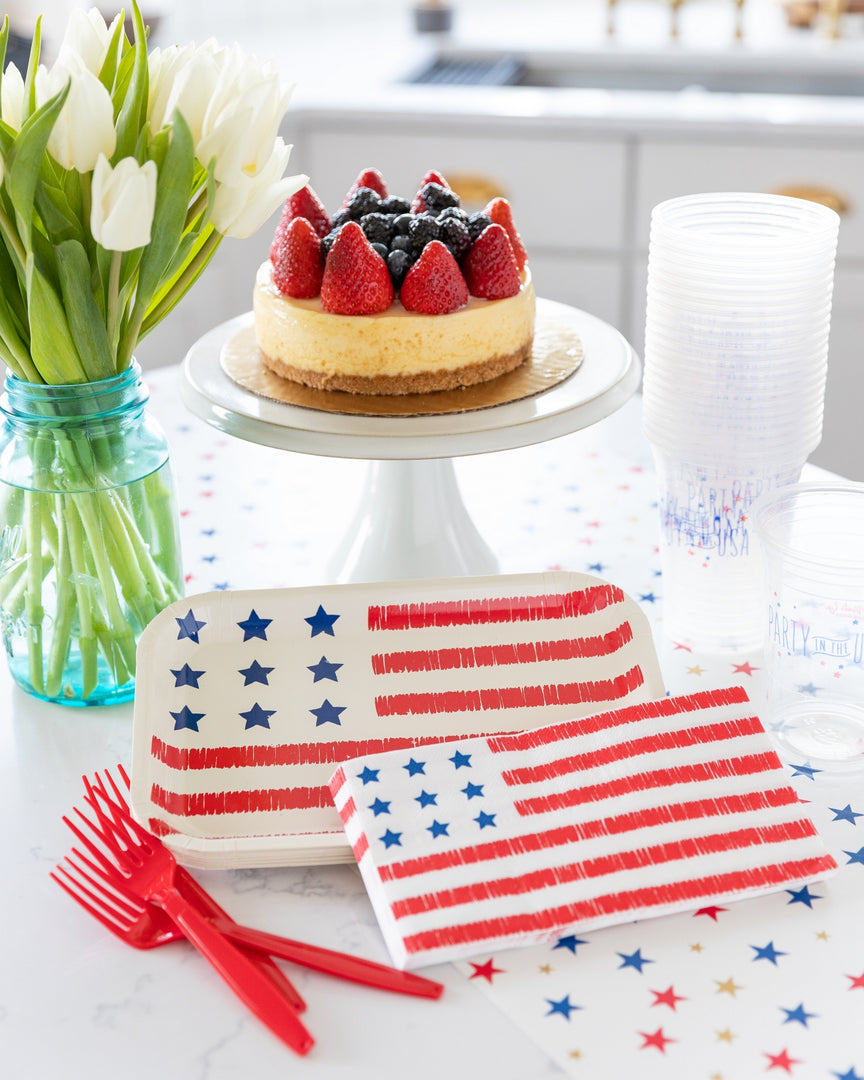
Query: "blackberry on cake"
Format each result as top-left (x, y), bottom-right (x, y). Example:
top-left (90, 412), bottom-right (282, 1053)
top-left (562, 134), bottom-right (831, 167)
top-left (253, 168), bottom-right (536, 395)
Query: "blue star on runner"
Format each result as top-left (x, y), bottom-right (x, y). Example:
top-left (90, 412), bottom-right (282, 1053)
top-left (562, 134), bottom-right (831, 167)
top-left (786, 885), bottom-right (822, 908)
top-left (618, 949), bottom-right (654, 973)
top-left (789, 763), bottom-right (822, 779)
top-left (170, 705), bottom-right (205, 732)
top-left (833, 1070), bottom-right (864, 1080)
top-left (380, 829), bottom-right (402, 849)
top-left (462, 781), bottom-right (484, 799)
top-left (404, 757), bottom-right (426, 776)
top-left (843, 846), bottom-right (864, 866)
top-left (176, 609), bottom-right (206, 643)
top-left (238, 659), bottom-right (274, 686)
top-left (781, 1003), bottom-right (818, 1027)
top-left (307, 656), bottom-right (342, 682)
top-left (357, 766), bottom-right (379, 785)
top-left (310, 699), bottom-right (345, 727)
top-left (475, 810), bottom-right (497, 829)
top-left (450, 750), bottom-right (472, 769)
top-left (751, 941), bottom-right (787, 965)
top-left (305, 605), bottom-right (340, 637)
top-left (427, 820), bottom-right (449, 838)
top-left (240, 703), bottom-right (275, 730)
top-left (237, 609), bottom-right (272, 641)
top-left (831, 804), bottom-right (864, 825)
top-left (545, 994), bottom-right (581, 1020)
top-left (171, 663), bottom-right (205, 688)
top-left (553, 935), bottom-right (589, 954)
top-left (415, 790), bottom-right (438, 808)
top-left (369, 798), bottom-right (391, 816)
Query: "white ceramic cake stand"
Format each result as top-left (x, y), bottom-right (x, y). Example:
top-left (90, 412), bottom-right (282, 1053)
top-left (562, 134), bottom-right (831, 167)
top-left (179, 300), bottom-right (641, 583)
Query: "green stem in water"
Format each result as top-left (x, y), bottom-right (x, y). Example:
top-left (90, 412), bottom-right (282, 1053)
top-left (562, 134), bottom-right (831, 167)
top-left (23, 490), bottom-right (44, 695)
top-left (45, 494), bottom-right (75, 698)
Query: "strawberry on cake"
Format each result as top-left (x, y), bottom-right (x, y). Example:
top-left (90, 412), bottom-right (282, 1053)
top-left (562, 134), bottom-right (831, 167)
top-left (253, 169), bottom-right (536, 395)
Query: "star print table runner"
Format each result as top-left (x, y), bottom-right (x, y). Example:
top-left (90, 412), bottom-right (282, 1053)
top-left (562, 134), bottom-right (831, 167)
top-left (328, 686), bottom-right (837, 970)
top-left (130, 570), bottom-right (664, 868)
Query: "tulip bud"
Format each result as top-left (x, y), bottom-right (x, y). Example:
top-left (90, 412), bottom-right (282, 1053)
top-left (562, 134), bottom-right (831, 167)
top-left (90, 154), bottom-right (158, 251)
top-left (46, 63), bottom-right (116, 173)
top-left (210, 139), bottom-right (305, 239)
top-left (1, 63), bottom-right (25, 132)
top-left (56, 7), bottom-right (120, 77)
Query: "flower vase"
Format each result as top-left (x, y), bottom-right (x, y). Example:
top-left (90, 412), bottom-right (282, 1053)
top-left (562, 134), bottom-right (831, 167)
top-left (0, 363), bottom-right (183, 706)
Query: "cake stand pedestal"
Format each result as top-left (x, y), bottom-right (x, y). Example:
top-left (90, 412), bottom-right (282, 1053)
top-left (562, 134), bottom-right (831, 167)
top-left (180, 300), bottom-right (641, 583)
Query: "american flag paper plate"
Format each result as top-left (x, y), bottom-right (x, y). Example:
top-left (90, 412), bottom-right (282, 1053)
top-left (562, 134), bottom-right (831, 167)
top-left (130, 571), bottom-right (665, 869)
top-left (328, 687), bottom-right (838, 969)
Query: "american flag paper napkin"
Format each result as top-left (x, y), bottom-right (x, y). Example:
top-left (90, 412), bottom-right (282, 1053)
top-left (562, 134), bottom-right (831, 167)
top-left (328, 686), bottom-right (838, 969)
top-left (131, 572), bottom-right (665, 868)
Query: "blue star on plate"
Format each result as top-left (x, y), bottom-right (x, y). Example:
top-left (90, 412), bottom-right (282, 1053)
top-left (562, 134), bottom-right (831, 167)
top-left (475, 810), bottom-right (497, 829)
top-left (310, 699), bottom-right (345, 727)
top-left (404, 757), bottom-right (426, 776)
top-left (781, 1003), bottom-right (818, 1027)
top-left (789, 763), bottom-right (822, 779)
top-left (171, 663), bottom-right (205, 688)
top-left (427, 820), bottom-right (450, 838)
top-left (305, 605), bottom-right (340, 637)
top-left (415, 790), bottom-right (438, 808)
top-left (170, 705), bottom-right (205, 732)
top-left (751, 941), bottom-right (787, 965)
top-left (240, 702), bottom-right (275, 730)
top-left (450, 750), bottom-right (472, 769)
top-left (786, 885), bottom-right (822, 908)
top-left (357, 766), bottom-right (379, 785)
top-left (176, 609), bottom-right (206, 643)
top-left (831, 804), bottom-right (864, 825)
top-left (307, 656), bottom-right (342, 682)
top-left (237, 609), bottom-right (272, 641)
top-left (238, 659), bottom-right (274, 686)
top-left (545, 994), bottom-right (581, 1020)
top-left (462, 781), bottom-right (484, 799)
top-left (617, 948), bottom-right (654, 973)
top-left (380, 829), bottom-right (402, 849)
top-left (843, 846), bottom-right (864, 867)
top-left (369, 798), bottom-right (391, 816)
top-left (553, 935), bottom-right (589, 954)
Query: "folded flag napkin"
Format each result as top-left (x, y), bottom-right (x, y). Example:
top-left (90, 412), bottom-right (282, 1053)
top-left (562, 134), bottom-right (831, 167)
top-left (329, 686), bottom-right (837, 969)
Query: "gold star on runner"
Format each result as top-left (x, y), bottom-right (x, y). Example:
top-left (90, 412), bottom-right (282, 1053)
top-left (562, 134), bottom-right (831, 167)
top-left (710, 1073), bottom-right (724, 1080)
top-left (816, 931), bottom-right (830, 941)
top-left (689, 943), bottom-right (705, 953)
top-left (568, 1050), bottom-right (582, 1060)
top-left (687, 664), bottom-right (706, 676)
top-left (538, 963), bottom-right (553, 973)
top-left (716, 1028), bottom-right (736, 1043)
top-left (715, 977), bottom-right (743, 996)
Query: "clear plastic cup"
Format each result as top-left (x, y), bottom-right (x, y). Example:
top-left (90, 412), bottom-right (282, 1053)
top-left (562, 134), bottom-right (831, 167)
top-left (753, 482), bottom-right (864, 772)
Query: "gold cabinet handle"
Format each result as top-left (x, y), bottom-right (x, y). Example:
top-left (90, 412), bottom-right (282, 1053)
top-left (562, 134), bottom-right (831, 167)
top-left (770, 184), bottom-right (850, 215)
top-left (445, 174), bottom-right (506, 206)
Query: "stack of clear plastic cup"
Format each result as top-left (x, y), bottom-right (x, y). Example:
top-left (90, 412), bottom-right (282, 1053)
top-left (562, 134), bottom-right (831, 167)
top-left (642, 192), bottom-right (840, 652)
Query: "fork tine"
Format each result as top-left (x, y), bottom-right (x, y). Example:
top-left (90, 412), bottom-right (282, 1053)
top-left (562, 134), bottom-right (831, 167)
top-left (56, 860), bottom-right (141, 928)
top-left (63, 851), bottom-right (147, 921)
top-left (51, 866), bottom-right (135, 941)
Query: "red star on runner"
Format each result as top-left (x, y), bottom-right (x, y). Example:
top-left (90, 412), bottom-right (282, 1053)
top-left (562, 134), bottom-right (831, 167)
top-left (846, 972), bottom-right (864, 989)
top-left (650, 985), bottom-right (687, 1010)
top-left (694, 905), bottom-right (728, 921)
top-left (765, 1049), bottom-right (801, 1073)
top-left (732, 661), bottom-right (758, 676)
top-left (639, 1027), bottom-right (675, 1053)
top-left (468, 958), bottom-right (505, 983)
top-left (672, 641), bottom-right (692, 652)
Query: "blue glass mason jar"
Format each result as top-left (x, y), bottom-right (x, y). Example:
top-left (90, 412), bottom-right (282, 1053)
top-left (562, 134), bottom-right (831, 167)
top-left (0, 363), bottom-right (183, 706)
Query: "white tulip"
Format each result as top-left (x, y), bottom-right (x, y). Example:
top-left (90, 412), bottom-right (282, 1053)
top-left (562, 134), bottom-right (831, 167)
top-left (148, 41), bottom-right (220, 143)
top-left (90, 154), bottom-right (158, 251)
top-left (44, 61), bottom-right (116, 172)
top-left (210, 139), bottom-right (305, 239)
top-left (0, 63), bottom-right (24, 132)
top-left (55, 7), bottom-right (120, 77)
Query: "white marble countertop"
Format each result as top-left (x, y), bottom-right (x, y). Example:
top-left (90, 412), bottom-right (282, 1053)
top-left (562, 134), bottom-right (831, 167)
top-left (3, 358), bottom-right (863, 1079)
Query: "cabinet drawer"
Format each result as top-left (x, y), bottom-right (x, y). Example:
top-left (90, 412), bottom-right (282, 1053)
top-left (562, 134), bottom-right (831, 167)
top-left (297, 127), bottom-right (627, 252)
top-left (530, 253), bottom-right (622, 330)
top-left (635, 139), bottom-right (864, 259)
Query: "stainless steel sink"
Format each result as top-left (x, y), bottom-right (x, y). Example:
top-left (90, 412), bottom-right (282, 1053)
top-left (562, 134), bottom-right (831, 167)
top-left (405, 48), bottom-right (864, 97)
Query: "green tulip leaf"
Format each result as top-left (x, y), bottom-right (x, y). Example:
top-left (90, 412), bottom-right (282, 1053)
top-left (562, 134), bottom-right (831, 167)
top-left (26, 255), bottom-right (88, 383)
top-left (113, 1), bottom-right (149, 162)
top-left (6, 84), bottom-right (70, 249)
top-left (55, 240), bottom-right (115, 380)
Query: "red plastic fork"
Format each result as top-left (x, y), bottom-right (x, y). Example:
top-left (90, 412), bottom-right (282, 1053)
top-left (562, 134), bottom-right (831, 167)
top-left (81, 781), bottom-right (315, 1055)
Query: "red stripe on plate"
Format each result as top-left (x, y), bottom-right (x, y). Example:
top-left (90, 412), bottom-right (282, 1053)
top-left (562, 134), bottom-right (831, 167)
top-left (370, 623), bottom-right (634, 675)
top-left (378, 786), bottom-right (802, 881)
top-left (400, 856), bottom-right (839, 954)
top-left (150, 783), bottom-right (333, 816)
top-left (367, 586), bottom-right (625, 631)
top-left (390, 820), bottom-right (820, 918)
top-left (375, 666), bottom-right (645, 718)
